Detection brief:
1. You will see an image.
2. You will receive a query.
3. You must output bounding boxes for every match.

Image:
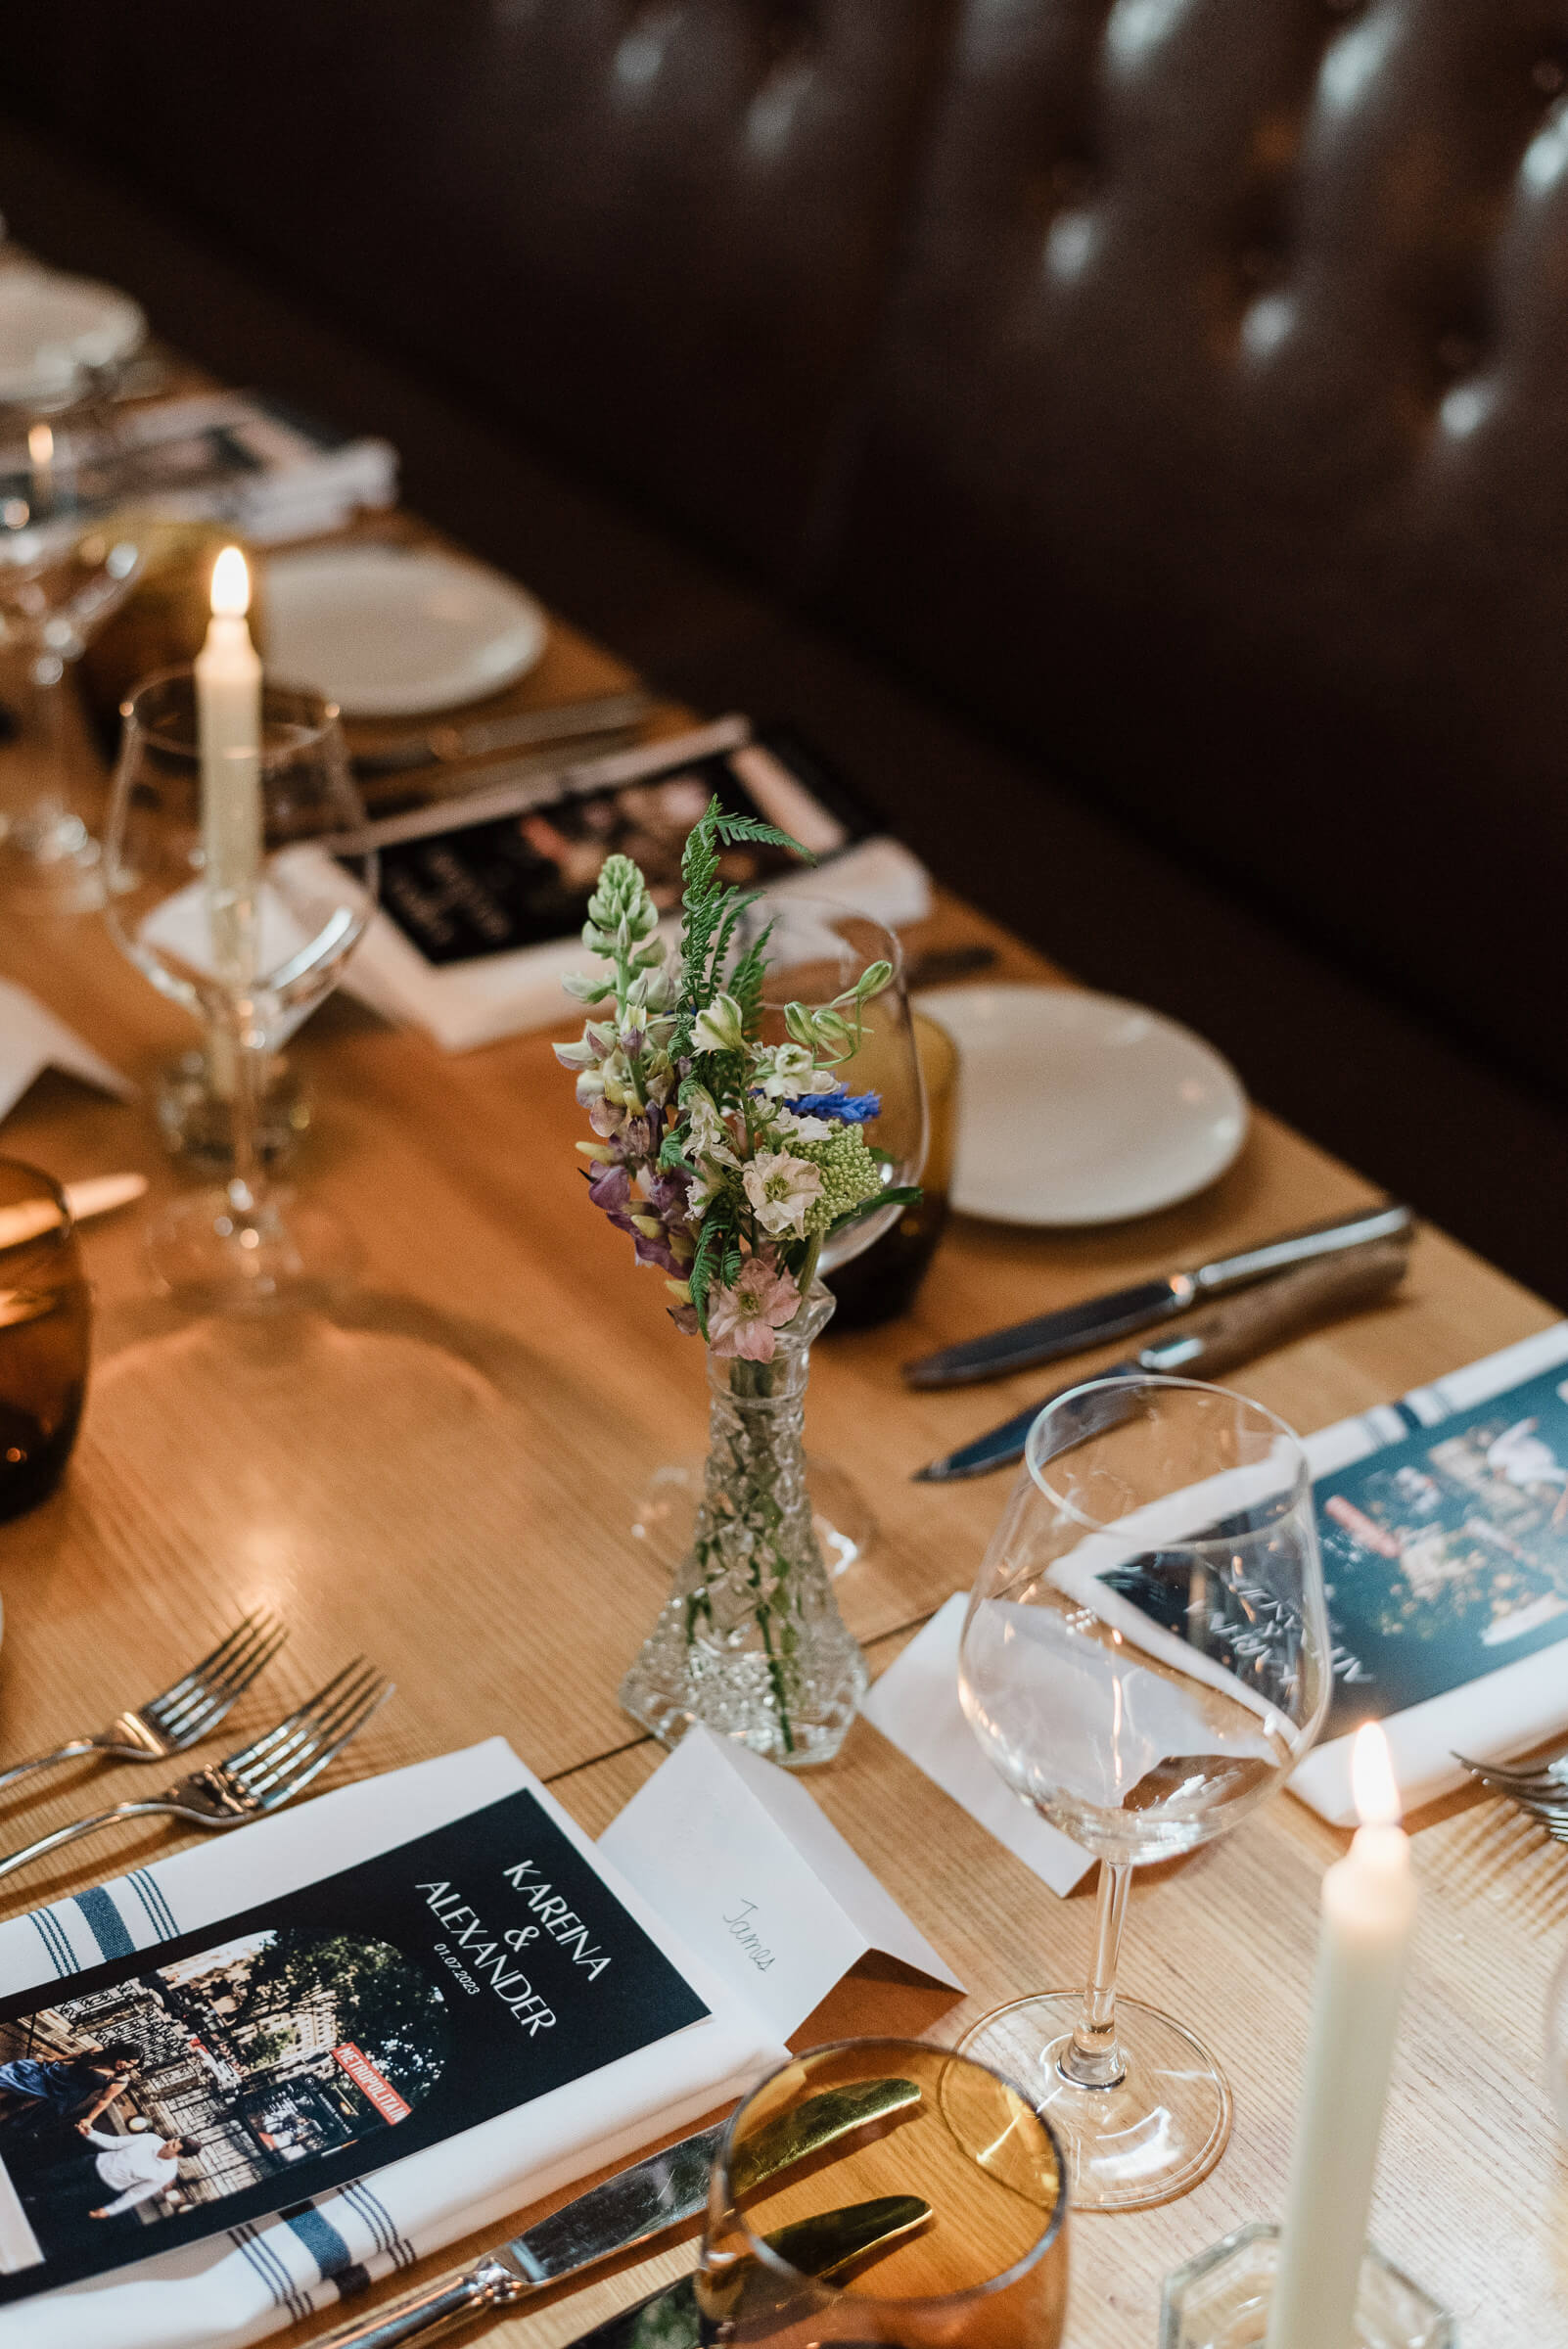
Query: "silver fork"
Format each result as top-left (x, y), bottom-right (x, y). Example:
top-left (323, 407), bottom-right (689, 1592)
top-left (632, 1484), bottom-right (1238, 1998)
top-left (1455, 1741), bottom-right (1568, 1838)
top-left (0, 1660), bottom-right (392, 1884)
top-left (0, 1608), bottom-right (289, 1795)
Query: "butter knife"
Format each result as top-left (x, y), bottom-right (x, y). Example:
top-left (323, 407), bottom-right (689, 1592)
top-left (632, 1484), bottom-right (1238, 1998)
top-left (308, 2076), bottom-right (921, 2349)
top-left (914, 1232), bottom-right (1411, 1482)
top-left (902, 1202), bottom-right (1414, 1389)
top-left (563, 2192), bottom-right (931, 2349)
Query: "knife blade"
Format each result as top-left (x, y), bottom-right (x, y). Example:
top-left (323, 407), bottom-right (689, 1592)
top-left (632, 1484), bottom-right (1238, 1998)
top-left (307, 2076), bottom-right (922, 2349)
top-left (564, 2193), bottom-right (931, 2349)
top-left (902, 1202), bottom-right (1414, 1389)
top-left (352, 689), bottom-right (653, 776)
top-left (913, 1232), bottom-right (1411, 1482)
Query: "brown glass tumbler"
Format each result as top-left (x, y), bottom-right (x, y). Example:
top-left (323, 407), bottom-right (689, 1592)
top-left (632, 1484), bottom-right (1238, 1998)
top-left (700, 2039), bottom-right (1068, 2349)
top-left (826, 1010), bottom-right (958, 1330)
top-left (0, 1161), bottom-right (91, 1522)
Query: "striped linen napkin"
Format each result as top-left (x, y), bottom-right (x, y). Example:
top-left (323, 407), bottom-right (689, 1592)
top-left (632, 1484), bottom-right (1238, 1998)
top-left (0, 1739), bottom-right (779, 2349)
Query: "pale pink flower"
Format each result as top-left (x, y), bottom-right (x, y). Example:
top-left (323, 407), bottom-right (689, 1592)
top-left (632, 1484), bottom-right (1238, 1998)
top-left (742, 1149), bottom-right (822, 1238)
top-left (708, 1257), bottom-right (802, 1361)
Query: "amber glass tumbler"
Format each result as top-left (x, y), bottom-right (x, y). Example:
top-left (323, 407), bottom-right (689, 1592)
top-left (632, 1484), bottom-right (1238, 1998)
top-left (700, 2039), bottom-right (1068, 2349)
top-left (0, 1161), bottom-right (90, 1521)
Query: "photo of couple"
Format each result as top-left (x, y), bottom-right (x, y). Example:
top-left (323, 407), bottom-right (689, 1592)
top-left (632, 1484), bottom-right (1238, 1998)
top-left (0, 1925), bottom-right (449, 2274)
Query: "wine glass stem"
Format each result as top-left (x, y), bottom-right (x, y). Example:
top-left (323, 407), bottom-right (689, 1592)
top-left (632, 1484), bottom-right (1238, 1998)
top-left (1061, 1860), bottom-right (1132, 2090)
top-left (227, 1012), bottom-right (265, 1218)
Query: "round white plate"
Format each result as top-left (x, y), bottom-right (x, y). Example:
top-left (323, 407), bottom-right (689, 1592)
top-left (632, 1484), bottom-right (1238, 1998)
top-left (0, 265), bottom-right (146, 403)
top-left (915, 984), bottom-right (1249, 1226)
top-left (263, 543), bottom-right (548, 717)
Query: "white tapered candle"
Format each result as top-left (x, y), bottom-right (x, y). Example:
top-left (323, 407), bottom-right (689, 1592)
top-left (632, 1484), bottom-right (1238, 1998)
top-left (196, 545), bottom-right (262, 987)
top-left (1266, 1724), bottom-right (1417, 2349)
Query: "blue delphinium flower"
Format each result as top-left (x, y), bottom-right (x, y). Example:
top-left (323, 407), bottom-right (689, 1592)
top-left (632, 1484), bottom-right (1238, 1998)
top-left (790, 1087), bottom-right (881, 1124)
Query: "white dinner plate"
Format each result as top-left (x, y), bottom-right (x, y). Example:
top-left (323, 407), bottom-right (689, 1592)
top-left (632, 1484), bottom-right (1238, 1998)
top-left (0, 265), bottom-right (146, 403)
top-left (915, 984), bottom-right (1249, 1226)
top-left (263, 543), bottom-right (548, 717)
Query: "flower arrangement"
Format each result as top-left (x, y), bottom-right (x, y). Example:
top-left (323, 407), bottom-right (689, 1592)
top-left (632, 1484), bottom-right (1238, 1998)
top-left (556, 800), bottom-right (917, 1361)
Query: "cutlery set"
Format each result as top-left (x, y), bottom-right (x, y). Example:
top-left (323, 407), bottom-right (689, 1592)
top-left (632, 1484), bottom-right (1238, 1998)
top-left (309, 2077), bottom-right (925, 2349)
top-left (0, 1607), bottom-right (391, 1881)
top-left (909, 1201), bottom-right (1417, 1481)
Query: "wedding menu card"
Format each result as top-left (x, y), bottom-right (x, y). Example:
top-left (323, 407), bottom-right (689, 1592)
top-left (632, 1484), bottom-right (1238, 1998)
top-left (0, 1790), bottom-right (706, 2308)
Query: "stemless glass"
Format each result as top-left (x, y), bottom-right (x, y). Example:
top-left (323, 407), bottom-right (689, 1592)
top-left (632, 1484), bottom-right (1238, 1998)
top-left (958, 1374), bottom-right (1331, 2213)
top-left (752, 895), bottom-right (928, 1271)
top-left (105, 668), bottom-right (376, 1307)
top-left (701, 2040), bottom-right (1068, 2349)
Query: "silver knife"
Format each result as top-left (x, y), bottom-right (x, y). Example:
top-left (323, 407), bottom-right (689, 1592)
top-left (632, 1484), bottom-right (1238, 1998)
top-left (354, 689), bottom-right (654, 775)
top-left (306, 2076), bottom-right (921, 2349)
top-left (902, 1203), bottom-right (1413, 1389)
top-left (914, 1232), bottom-right (1412, 1482)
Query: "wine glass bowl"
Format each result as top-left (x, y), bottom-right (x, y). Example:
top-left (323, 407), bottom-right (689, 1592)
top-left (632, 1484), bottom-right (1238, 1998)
top-left (0, 375), bottom-right (144, 903)
top-left (105, 668), bottom-right (376, 1306)
top-left (957, 1374), bottom-right (1331, 2213)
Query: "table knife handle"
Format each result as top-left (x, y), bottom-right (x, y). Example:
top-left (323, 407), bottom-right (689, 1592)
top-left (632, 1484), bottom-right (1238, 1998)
top-left (308, 2256), bottom-right (530, 2349)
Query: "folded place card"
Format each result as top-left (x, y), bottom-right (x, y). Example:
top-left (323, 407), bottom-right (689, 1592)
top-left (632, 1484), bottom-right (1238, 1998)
top-left (0, 1739), bottom-right (777, 2349)
top-left (598, 1725), bottom-right (963, 2039)
top-left (0, 980), bottom-right (133, 1124)
top-left (860, 1596), bottom-right (1096, 1900)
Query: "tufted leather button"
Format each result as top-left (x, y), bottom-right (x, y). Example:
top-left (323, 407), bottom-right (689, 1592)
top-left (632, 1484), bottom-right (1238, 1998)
top-left (1533, 56), bottom-right (1566, 96)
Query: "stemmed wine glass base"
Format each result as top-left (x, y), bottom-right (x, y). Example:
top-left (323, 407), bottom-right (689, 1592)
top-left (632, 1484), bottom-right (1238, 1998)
top-left (147, 1188), bottom-right (362, 1311)
top-left (959, 1992), bottom-right (1232, 2212)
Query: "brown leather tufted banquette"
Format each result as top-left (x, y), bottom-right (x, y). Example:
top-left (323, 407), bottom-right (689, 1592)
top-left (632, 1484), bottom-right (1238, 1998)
top-left (6, 0), bottom-right (1568, 1108)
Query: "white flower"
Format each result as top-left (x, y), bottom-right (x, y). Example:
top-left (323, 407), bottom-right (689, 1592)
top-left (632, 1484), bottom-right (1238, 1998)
top-left (683, 1086), bottom-right (738, 1165)
top-left (752, 1042), bottom-right (816, 1099)
top-left (742, 1150), bottom-right (823, 1238)
top-left (774, 1104), bottom-right (837, 1142)
top-left (692, 992), bottom-right (746, 1054)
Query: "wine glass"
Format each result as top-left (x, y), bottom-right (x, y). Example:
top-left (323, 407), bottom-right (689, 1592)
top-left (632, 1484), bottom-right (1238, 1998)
top-left (701, 2039), bottom-right (1068, 2349)
top-left (957, 1373), bottom-right (1331, 2213)
top-left (629, 897), bottom-right (927, 1576)
top-left (105, 668), bottom-right (377, 1307)
top-left (0, 370), bottom-right (144, 908)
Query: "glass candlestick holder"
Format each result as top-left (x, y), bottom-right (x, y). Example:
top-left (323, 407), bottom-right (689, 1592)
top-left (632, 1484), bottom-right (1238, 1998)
top-left (1160, 2223), bottom-right (1453, 2349)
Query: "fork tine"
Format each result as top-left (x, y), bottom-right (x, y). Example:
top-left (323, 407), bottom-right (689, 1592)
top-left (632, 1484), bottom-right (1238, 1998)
top-left (145, 1607), bottom-right (284, 1722)
top-left (256, 1676), bottom-right (393, 1809)
top-left (238, 1664), bottom-right (388, 1798)
top-left (159, 1621), bottom-right (293, 1744)
top-left (220, 1658), bottom-right (367, 1772)
top-left (155, 1615), bottom-right (289, 1734)
top-left (1457, 1755), bottom-right (1568, 1801)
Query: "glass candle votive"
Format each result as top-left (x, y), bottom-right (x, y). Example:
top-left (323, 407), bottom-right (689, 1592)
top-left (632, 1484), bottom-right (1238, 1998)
top-left (700, 2038), bottom-right (1068, 2349)
top-left (1160, 2223), bottom-right (1453, 2349)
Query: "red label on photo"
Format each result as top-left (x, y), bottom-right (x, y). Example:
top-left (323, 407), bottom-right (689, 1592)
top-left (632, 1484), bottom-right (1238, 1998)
top-left (332, 2043), bottom-right (412, 2125)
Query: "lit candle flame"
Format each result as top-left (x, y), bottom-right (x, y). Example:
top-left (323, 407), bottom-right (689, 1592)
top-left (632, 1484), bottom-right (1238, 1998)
top-left (1351, 1721), bottom-right (1401, 1829)
top-left (26, 423), bottom-right (53, 470)
top-left (210, 545), bottom-right (251, 620)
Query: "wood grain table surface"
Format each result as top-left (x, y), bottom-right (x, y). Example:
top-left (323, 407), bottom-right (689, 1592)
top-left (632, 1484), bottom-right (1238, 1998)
top-left (0, 540), bottom-right (1563, 2346)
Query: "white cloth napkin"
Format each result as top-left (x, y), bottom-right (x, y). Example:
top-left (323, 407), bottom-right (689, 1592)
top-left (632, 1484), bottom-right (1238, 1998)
top-left (346, 834), bottom-right (935, 1054)
top-left (0, 981), bottom-right (133, 1123)
top-left (0, 1740), bottom-right (781, 2349)
top-left (861, 1596), bottom-right (1094, 1898)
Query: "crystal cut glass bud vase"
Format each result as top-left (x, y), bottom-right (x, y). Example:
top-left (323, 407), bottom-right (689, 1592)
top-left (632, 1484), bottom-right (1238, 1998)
top-left (620, 1286), bottom-right (868, 1767)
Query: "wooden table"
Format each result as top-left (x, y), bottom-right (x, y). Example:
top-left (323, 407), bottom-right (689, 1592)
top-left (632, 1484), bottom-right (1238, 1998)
top-left (0, 585), bottom-right (1563, 2347)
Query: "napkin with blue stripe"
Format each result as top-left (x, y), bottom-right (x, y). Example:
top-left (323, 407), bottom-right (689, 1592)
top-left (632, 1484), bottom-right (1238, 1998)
top-left (0, 1739), bottom-right (776, 2349)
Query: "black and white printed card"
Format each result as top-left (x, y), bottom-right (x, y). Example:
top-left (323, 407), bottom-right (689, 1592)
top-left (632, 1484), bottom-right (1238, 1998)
top-left (0, 1791), bottom-right (707, 2306)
